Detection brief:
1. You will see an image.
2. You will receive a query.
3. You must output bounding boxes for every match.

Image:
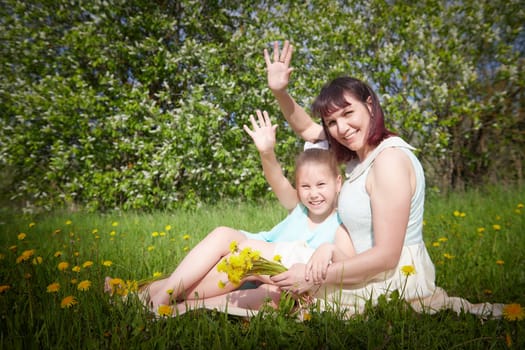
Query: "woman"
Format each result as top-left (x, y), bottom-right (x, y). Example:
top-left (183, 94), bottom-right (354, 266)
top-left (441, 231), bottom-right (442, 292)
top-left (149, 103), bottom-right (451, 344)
top-left (174, 41), bottom-right (503, 318)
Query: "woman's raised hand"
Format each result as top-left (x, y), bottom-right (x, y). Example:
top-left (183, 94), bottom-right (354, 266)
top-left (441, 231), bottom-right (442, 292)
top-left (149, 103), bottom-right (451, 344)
top-left (243, 110), bottom-right (278, 154)
top-left (264, 40), bottom-right (294, 92)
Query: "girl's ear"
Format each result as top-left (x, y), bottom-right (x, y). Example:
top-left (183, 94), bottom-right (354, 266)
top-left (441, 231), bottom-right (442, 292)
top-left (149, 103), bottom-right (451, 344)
top-left (336, 174), bottom-right (342, 192)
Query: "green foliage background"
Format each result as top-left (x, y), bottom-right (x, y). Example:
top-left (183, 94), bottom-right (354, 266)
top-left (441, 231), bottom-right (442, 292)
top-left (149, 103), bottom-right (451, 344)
top-left (1, 0), bottom-right (524, 211)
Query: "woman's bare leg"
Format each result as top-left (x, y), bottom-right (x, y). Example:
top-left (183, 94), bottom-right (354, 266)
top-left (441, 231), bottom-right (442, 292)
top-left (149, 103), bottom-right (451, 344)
top-left (147, 226), bottom-right (245, 310)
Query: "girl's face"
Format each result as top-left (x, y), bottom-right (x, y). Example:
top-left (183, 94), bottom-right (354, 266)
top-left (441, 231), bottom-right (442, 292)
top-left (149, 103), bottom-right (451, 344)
top-left (295, 162), bottom-right (341, 222)
top-left (323, 94), bottom-right (373, 160)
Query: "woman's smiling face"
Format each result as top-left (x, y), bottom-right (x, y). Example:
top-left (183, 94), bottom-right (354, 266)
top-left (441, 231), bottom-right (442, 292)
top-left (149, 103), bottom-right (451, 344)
top-left (323, 94), bottom-right (373, 160)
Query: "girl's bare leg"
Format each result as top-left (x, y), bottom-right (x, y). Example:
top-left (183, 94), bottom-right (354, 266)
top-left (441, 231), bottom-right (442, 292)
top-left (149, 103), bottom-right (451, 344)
top-left (147, 226), bottom-right (245, 310)
top-left (180, 240), bottom-right (281, 300)
top-left (174, 283), bottom-right (282, 316)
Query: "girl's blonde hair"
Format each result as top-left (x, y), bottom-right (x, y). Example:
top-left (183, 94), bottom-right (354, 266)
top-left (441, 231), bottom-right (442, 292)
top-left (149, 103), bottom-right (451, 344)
top-left (294, 148), bottom-right (340, 182)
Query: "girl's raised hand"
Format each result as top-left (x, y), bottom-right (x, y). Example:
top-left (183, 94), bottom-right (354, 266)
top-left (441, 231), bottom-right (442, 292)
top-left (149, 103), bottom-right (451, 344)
top-left (264, 40), bottom-right (294, 92)
top-left (243, 110), bottom-right (278, 154)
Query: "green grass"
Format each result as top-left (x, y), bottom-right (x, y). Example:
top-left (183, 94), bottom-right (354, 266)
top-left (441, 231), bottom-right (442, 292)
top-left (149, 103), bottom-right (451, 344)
top-left (0, 186), bottom-right (524, 349)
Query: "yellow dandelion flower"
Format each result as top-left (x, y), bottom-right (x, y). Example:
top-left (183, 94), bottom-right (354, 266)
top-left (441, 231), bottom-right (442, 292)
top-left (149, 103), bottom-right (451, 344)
top-left (165, 225), bottom-right (172, 231)
top-left (153, 271), bottom-right (162, 278)
top-left (47, 282), bottom-right (60, 293)
top-left (92, 229), bottom-right (98, 234)
top-left (147, 246), bottom-right (155, 251)
top-left (152, 231), bottom-right (159, 237)
top-left (126, 280), bottom-right (138, 293)
top-left (517, 203), bottom-right (524, 209)
top-left (110, 230), bottom-right (116, 236)
top-left (432, 242), bottom-right (440, 247)
top-left (60, 295), bottom-right (78, 308)
top-left (110, 278), bottom-right (124, 287)
top-left (438, 237), bottom-right (448, 242)
top-left (460, 212), bottom-right (466, 217)
top-left (74, 251), bottom-right (79, 257)
top-left (112, 221), bottom-right (118, 227)
top-left (82, 261), bottom-right (93, 268)
top-left (516, 209), bottom-right (522, 214)
top-left (29, 222), bottom-right (36, 228)
top-left (229, 240), bottom-right (238, 253)
top-left (71, 278), bottom-right (78, 284)
top-left (477, 227), bottom-right (485, 233)
top-left (54, 251), bottom-right (62, 258)
top-left (157, 304), bottom-right (173, 317)
top-left (77, 280), bottom-right (92, 291)
top-left (492, 224), bottom-right (501, 231)
top-left (72, 265), bottom-right (81, 272)
top-left (159, 231), bottom-right (166, 236)
top-left (183, 234), bottom-right (190, 240)
top-left (102, 260), bottom-right (112, 267)
top-left (503, 303), bottom-right (525, 321)
top-left (302, 312), bottom-right (312, 321)
top-left (453, 210), bottom-right (460, 217)
top-left (273, 255), bottom-right (282, 263)
top-left (183, 246), bottom-right (189, 252)
top-left (17, 233), bottom-right (26, 240)
top-left (53, 229), bottom-right (61, 235)
top-left (16, 249), bottom-right (36, 264)
top-left (0, 285), bottom-right (10, 293)
top-left (218, 280), bottom-right (226, 289)
top-left (443, 253), bottom-right (455, 260)
top-left (401, 265), bottom-right (416, 276)
top-left (32, 256), bottom-right (43, 265)
top-left (166, 289), bottom-right (174, 295)
top-left (496, 260), bottom-right (504, 265)
top-left (58, 261), bottom-right (69, 271)
top-left (65, 220), bottom-right (72, 225)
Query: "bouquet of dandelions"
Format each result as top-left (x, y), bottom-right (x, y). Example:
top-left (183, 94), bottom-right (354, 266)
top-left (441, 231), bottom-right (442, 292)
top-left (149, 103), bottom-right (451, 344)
top-left (217, 240), bottom-right (313, 318)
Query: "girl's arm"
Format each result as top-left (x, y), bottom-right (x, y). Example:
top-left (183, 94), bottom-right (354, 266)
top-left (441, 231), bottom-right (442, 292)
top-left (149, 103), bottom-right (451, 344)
top-left (243, 110), bottom-right (298, 211)
top-left (305, 225), bottom-right (355, 284)
top-left (264, 41), bottom-right (325, 143)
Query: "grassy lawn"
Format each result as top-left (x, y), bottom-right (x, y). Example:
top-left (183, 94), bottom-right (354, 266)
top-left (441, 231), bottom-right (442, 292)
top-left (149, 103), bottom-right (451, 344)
top-left (1, 185), bottom-right (524, 349)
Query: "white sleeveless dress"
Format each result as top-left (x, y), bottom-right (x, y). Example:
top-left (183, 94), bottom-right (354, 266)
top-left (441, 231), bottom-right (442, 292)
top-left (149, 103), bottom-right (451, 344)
top-left (314, 136), bottom-right (503, 318)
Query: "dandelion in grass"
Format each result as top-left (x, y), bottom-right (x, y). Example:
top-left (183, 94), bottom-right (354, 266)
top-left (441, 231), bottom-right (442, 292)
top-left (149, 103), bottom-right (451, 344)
top-left (17, 233), bottom-right (26, 240)
top-left (477, 227), bottom-right (485, 233)
top-left (432, 242), bottom-right (440, 247)
top-left (153, 272), bottom-right (162, 278)
top-left (102, 260), bottom-right (112, 267)
top-left (401, 265), bottom-right (416, 277)
top-left (152, 231), bottom-right (159, 237)
top-left (110, 230), bottom-right (116, 237)
top-left (183, 246), bottom-right (189, 252)
top-left (58, 261), bottom-right (69, 271)
top-left (496, 260), bottom-right (504, 266)
top-left (9, 245), bottom-right (17, 253)
top-left (0, 285), bottom-right (11, 293)
top-left (82, 261), bottom-right (93, 268)
top-left (503, 303), bottom-right (525, 321)
top-left (165, 225), bottom-right (172, 231)
top-left (54, 251), bottom-right (62, 258)
top-left (518, 203), bottom-right (524, 209)
top-left (71, 278), bottom-right (78, 284)
top-left (493, 224), bottom-right (501, 231)
top-left (92, 229), bottom-right (98, 234)
top-left (53, 229), bottom-right (61, 235)
top-left (72, 265), bottom-right (81, 273)
top-left (183, 234), bottom-right (190, 240)
top-left (77, 280), bottom-right (92, 291)
top-left (443, 253), bottom-right (455, 260)
top-left (32, 256), bottom-right (43, 265)
top-left (438, 237), bottom-right (448, 242)
top-left (147, 246), bottom-right (155, 251)
top-left (65, 220), bottom-right (72, 225)
top-left (157, 305), bottom-right (173, 317)
top-left (159, 231), bottom-right (166, 237)
top-left (16, 249), bottom-right (35, 264)
top-left (47, 282), bottom-right (60, 293)
top-left (112, 221), bottom-right (118, 227)
top-left (29, 222), bottom-right (36, 228)
top-left (60, 295), bottom-right (77, 308)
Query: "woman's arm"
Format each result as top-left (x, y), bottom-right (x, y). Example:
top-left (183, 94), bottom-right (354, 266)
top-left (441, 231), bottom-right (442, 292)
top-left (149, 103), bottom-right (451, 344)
top-left (243, 110), bottom-right (298, 211)
top-left (264, 41), bottom-right (325, 143)
top-left (272, 148), bottom-right (414, 292)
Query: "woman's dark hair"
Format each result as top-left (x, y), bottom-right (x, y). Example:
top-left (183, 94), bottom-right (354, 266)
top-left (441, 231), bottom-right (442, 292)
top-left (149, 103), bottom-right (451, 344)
top-left (311, 77), bottom-right (395, 163)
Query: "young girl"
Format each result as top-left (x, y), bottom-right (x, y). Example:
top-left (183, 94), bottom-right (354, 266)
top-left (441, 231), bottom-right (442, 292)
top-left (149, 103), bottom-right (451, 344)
top-left (127, 110), bottom-right (355, 313)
